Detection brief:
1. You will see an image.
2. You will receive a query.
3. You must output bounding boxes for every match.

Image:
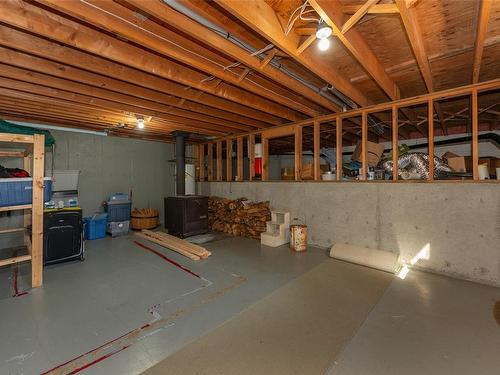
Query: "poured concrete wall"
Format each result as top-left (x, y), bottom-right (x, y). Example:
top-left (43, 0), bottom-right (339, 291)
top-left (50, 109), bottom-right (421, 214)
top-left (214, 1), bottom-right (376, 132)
top-left (1, 130), bottom-right (175, 248)
top-left (201, 181), bottom-right (500, 287)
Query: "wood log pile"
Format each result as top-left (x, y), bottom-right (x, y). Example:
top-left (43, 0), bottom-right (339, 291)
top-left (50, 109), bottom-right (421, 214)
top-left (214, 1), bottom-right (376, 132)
top-left (208, 197), bottom-right (271, 239)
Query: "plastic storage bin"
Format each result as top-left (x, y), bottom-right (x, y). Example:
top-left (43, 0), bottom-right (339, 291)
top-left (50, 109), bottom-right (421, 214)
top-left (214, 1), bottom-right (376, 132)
top-left (84, 214), bottom-right (108, 240)
top-left (107, 220), bottom-right (130, 237)
top-left (0, 177), bottom-right (52, 207)
top-left (104, 200), bottom-right (132, 222)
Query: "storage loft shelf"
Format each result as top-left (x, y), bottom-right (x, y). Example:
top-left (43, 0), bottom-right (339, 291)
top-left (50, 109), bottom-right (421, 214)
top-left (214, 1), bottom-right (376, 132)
top-left (0, 132), bottom-right (44, 288)
top-left (0, 204), bottom-right (33, 212)
top-left (0, 254), bottom-right (32, 267)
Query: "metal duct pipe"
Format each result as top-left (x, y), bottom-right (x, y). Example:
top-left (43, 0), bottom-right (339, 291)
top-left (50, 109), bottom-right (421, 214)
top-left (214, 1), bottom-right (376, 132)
top-left (382, 152), bottom-right (452, 179)
top-left (173, 131), bottom-right (187, 195)
top-left (163, 0), bottom-right (348, 110)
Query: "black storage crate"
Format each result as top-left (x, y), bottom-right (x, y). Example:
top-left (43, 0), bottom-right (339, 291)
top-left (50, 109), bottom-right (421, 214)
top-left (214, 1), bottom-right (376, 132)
top-left (165, 196), bottom-right (208, 238)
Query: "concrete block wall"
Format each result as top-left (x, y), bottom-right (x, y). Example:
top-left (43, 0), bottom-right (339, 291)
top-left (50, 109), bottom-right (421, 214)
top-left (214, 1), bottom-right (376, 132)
top-left (201, 181), bottom-right (500, 287)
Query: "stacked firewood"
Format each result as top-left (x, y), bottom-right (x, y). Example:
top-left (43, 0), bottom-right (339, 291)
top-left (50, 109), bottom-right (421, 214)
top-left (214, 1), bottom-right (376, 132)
top-left (208, 197), bottom-right (271, 239)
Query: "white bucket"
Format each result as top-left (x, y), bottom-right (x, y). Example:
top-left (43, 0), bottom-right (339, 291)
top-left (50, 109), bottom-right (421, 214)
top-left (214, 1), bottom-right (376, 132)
top-left (478, 164), bottom-right (489, 180)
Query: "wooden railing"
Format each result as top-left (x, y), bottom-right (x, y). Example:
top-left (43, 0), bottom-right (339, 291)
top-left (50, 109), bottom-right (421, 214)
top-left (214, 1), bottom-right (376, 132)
top-left (197, 78), bottom-right (500, 183)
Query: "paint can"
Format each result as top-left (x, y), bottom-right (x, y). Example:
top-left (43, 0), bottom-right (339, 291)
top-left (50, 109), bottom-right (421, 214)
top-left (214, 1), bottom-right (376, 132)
top-left (478, 164), bottom-right (489, 180)
top-left (290, 224), bottom-right (307, 252)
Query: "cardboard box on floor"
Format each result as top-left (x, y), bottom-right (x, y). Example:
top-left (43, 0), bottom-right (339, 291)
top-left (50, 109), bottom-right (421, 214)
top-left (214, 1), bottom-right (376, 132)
top-left (300, 163), bottom-right (330, 180)
top-left (352, 141), bottom-right (385, 167)
top-left (443, 152), bottom-right (499, 176)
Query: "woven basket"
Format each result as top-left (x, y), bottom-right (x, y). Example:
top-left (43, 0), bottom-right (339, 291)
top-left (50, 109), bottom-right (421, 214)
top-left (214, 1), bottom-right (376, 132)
top-left (131, 215), bottom-right (159, 230)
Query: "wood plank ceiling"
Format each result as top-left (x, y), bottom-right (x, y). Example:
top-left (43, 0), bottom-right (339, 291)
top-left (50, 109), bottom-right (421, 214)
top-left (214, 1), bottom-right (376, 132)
top-left (0, 0), bottom-right (498, 143)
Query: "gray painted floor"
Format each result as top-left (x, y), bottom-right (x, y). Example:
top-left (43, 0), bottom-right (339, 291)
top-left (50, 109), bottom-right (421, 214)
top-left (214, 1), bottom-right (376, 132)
top-left (327, 268), bottom-right (500, 375)
top-left (1, 235), bottom-right (499, 375)
top-left (0, 235), bottom-right (327, 374)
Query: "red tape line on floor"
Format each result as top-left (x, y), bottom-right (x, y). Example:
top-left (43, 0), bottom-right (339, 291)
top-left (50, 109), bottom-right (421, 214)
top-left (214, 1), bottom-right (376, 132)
top-left (133, 240), bottom-right (200, 279)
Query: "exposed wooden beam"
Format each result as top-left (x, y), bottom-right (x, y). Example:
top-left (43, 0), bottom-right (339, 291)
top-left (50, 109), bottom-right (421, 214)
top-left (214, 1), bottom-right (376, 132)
top-left (341, 0), bottom-right (380, 34)
top-left (395, 0), bottom-right (447, 134)
top-left (36, 0), bottom-right (306, 122)
top-left (395, 0), bottom-right (433, 92)
top-left (406, 0), bottom-right (421, 8)
top-left (1, 0), bottom-right (298, 122)
top-left (310, 0), bottom-right (400, 100)
top-left (126, 0), bottom-right (338, 114)
top-left (216, 0), bottom-right (370, 107)
top-left (342, 4), bottom-right (399, 14)
top-left (296, 34), bottom-right (317, 55)
top-left (472, 0), bottom-right (492, 83)
top-left (0, 26), bottom-right (276, 127)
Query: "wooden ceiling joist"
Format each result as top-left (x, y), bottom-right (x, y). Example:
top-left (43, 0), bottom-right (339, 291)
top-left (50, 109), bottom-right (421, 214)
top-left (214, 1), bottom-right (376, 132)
top-left (0, 49), bottom-right (255, 133)
top-left (0, 76), bottom-right (232, 136)
top-left (216, 0), bottom-right (370, 107)
top-left (342, 4), bottom-right (399, 14)
top-left (341, 0), bottom-right (380, 34)
top-left (472, 0), bottom-right (493, 83)
top-left (125, 0), bottom-right (339, 114)
top-left (34, 0), bottom-right (308, 122)
top-left (310, 0), bottom-right (400, 101)
top-left (0, 0), bottom-right (301, 123)
top-left (0, 27), bottom-right (278, 128)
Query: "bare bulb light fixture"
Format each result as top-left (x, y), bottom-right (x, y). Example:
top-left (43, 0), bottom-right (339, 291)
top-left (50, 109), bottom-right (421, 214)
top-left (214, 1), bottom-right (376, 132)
top-left (316, 20), bottom-right (332, 39)
top-left (318, 37), bottom-right (330, 51)
top-left (136, 115), bottom-right (145, 129)
top-left (316, 20), bottom-right (332, 51)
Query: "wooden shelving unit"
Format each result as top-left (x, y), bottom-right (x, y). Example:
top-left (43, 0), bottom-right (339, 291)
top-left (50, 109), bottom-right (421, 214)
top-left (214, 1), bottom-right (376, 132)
top-left (0, 133), bottom-right (45, 287)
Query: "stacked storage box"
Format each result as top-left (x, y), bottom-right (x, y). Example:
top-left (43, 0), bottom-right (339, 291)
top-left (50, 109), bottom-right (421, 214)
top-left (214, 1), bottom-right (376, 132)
top-left (104, 194), bottom-right (131, 237)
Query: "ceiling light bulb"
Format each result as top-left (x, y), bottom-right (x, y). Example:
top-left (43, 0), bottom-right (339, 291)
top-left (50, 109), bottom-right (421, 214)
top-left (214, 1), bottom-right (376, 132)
top-left (318, 37), bottom-right (330, 51)
top-left (137, 118), bottom-right (145, 129)
top-left (316, 21), bottom-right (332, 40)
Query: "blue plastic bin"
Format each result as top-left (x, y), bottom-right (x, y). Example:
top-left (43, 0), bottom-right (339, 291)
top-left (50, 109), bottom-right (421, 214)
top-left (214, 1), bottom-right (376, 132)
top-left (104, 200), bottom-right (131, 222)
top-left (0, 177), bottom-right (52, 207)
top-left (84, 214), bottom-right (108, 240)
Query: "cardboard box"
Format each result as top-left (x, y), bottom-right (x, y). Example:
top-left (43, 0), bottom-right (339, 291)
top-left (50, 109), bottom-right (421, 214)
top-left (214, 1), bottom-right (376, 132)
top-left (300, 163), bottom-right (330, 180)
top-left (444, 154), bottom-right (499, 176)
top-left (352, 141), bottom-right (384, 167)
top-left (446, 156), bottom-right (466, 172)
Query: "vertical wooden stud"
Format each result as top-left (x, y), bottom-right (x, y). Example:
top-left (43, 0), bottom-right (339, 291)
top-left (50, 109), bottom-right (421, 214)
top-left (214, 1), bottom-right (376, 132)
top-left (313, 121), bottom-right (320, 181)
top-left (392, 106), bottom-right (399, 181)
top-left (361, 111), bottom-right (368, 180)
top-left (207, 142), bottom-right (213, 181)
top-left (336, 117), bottom-right (342, 181)
top-left (428, 99), bottom-right (435, 181)
top-left (199, 144), bottom-right (205, 181)
top-left (262, 137), bottom-right (269, 181)
top-left (471, 88), bottom-right (479, 180)
top-left (294, 125), bottom-right (302, 181)
top-left (31, 134), bottom-right (44, 288)
top-left (216, 141), bottom-right (222, 181)
top-left (23, 154), bottom-right (32, 245)
top-left (248, 134), bottom-right (255, 181)
top-left (237, 136), bottom-right (243, 181)
top-left (226, 137), bottom-right (232, 182)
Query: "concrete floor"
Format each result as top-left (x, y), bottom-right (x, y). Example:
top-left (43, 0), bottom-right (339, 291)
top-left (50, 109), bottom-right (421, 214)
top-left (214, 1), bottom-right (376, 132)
top-left (0, 234), bottom-right (327, 374)
top-left (0, 235), bottom-right (499, 375)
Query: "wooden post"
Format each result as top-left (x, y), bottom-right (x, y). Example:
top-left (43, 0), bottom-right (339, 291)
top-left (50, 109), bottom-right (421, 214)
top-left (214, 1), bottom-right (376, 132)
top-left (23, 153), bottom-right (32, 245)
top-left (198, 144), bottom-right (205, 181)
top-left (313, 121), bottom-right (320, 181)
top-left (336, 117), bottom-right (342, 181)
top-left (237, 136), bottom-right (243, 181)
top-left (226, 137), bottom-right (232, 182)
top-left (428, 99), bottom-right (435, 181)
top-left (248, 134), bottom-right (255, 181)
top-left (361, 111), bottom-right (368, 180)
top-left (216, 141), bottom-right (222, 181)
top-left (262, 137), bottom-right (269, 181)
top-left (294, 125), bottom-right (302, 181)
top-left (207, 143), bottom-right (213, 181)
top-left (392, 106), bottom-right (398, 181)
top-left (471, 88), bottom-right (479, 180)
top-left (31, 134), bottom-right (44, 288)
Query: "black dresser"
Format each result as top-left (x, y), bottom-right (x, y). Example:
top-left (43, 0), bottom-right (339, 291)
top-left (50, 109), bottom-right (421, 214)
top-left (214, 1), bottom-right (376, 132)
top-left (43, 208), bottom-right (84, 265)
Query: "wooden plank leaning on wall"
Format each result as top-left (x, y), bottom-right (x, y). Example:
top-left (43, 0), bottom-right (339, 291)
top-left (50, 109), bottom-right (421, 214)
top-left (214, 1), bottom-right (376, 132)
top-left (197, 78), bottom-right (500, 183)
